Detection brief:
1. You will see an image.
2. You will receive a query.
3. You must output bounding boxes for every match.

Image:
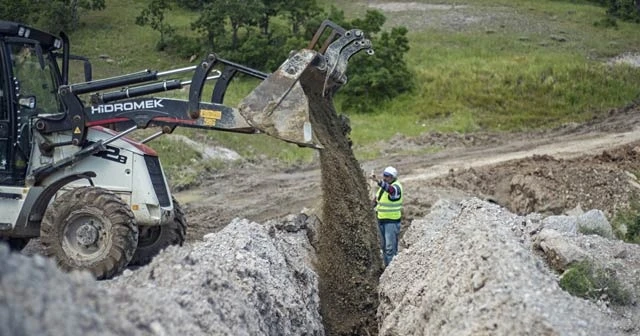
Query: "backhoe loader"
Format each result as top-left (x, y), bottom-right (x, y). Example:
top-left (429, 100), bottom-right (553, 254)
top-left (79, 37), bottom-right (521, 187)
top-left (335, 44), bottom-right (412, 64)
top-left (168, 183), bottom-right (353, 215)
top-left (0, 20), bottom-right (373, 279)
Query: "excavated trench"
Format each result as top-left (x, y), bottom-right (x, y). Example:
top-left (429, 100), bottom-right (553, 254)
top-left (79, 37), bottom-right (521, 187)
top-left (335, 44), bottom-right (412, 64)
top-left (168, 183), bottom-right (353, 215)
top-left (302, 70), bottom-right (382, 335)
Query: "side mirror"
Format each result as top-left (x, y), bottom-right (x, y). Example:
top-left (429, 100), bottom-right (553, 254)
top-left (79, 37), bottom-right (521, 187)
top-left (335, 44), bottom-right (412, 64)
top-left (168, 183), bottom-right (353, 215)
top-left (68, 55), bottom-right (93, 82)
top-left (18, 96), bottom-right (36, 109)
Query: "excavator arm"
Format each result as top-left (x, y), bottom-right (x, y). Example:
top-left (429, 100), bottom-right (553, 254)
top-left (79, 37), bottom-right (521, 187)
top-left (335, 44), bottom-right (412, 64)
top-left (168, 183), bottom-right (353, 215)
top-left (29, 20), bottom-right (373, 184)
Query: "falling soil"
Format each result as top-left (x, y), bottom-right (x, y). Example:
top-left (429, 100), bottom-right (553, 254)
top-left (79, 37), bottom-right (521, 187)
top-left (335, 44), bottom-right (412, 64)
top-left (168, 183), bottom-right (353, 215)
top-left (301, 70), bottom-right (382, 335)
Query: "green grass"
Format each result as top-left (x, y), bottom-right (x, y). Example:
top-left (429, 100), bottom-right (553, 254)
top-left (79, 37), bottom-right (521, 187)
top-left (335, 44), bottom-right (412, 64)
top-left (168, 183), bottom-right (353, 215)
top-left (60, 0), bottom-right (640, 166)
top-left (374, 0), bottom-right (640, 131)
top-left (611, 194), bottom-right (640, 244)
top-left (343, 0), bottom-right (640, 155)
top-left (560, 260), bottom-right (632, 305)
top-left (69, 0), bottom-right (196, 76)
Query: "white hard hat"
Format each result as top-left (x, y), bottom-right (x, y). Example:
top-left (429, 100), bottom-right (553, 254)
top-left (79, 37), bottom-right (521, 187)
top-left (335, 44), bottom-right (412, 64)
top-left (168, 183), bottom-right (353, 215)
top-left (383, 166), bottom-right (398, 178)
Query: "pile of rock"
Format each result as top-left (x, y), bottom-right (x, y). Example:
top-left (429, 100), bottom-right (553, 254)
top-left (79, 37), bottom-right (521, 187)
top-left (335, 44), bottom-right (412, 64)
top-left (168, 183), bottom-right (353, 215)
top-left (1, 215), bottom-right (323, 336)
top-left (378, 198), bottom-right (639, 336)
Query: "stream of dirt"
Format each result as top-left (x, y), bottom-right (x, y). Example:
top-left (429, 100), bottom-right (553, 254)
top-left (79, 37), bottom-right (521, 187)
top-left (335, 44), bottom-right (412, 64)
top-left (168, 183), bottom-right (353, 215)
top-left (302, 62), bottom-right (382, 335)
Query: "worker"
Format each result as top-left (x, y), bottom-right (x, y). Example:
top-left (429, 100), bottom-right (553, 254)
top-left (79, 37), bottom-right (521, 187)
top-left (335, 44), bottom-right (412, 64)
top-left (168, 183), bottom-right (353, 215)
top-left (370, 166), bottom-right (403, 266)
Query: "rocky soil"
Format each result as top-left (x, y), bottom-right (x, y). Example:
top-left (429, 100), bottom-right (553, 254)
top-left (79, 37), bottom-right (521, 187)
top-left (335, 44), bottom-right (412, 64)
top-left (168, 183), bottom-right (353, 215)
top-left (6, 102), bottom-right (640, 336)
top-left (378, 199), bottom-right (640, 336)
top-left (3, 1), bottom-right (640, 336)
top-left (2, 216), bottom-right (325, 336)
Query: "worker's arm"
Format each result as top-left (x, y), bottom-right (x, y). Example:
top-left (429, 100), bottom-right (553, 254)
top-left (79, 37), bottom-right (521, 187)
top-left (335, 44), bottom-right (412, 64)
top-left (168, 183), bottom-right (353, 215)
top-left (376, 180), bottom-right (401, 200)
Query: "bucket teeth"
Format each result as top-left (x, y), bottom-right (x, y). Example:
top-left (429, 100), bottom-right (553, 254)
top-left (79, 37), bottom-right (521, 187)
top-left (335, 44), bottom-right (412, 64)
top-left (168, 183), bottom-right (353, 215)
top-left (332, 39), bottom-right (374, 84)
top-left (315, 30), bottom-right (374, 94)
top-left (323, 29), bottom-right (366, 70)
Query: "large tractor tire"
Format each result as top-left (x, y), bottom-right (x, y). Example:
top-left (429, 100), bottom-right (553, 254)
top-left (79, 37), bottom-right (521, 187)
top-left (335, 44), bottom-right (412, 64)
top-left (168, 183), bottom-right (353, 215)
top-left (40, 186), bottom-right (138, 280)
top-left (129, 196), bottom-right (187, 266)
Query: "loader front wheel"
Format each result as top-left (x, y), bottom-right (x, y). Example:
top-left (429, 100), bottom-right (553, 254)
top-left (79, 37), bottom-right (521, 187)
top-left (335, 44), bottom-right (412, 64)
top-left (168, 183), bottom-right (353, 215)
top-left (40, 187), bottom-right (138, 280)
top-left (129, 197), bottom-right (187, 266)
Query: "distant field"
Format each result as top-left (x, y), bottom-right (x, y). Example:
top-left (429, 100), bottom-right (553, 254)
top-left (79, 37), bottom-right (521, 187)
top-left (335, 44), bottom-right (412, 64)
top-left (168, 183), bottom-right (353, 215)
top-left (343, 0), bottom-right (640, 142)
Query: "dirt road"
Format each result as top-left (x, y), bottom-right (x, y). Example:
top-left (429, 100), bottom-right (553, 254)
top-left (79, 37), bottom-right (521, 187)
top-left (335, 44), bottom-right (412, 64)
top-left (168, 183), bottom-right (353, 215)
top-left (177, 105), bottom-right (640, 241)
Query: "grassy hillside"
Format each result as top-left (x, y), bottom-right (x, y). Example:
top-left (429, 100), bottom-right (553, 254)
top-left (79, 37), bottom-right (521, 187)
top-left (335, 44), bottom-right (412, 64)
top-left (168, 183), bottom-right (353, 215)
top-left (347, 1), bottom-right (640, 145)
top-left (62, 0), bottom-right (640, 170)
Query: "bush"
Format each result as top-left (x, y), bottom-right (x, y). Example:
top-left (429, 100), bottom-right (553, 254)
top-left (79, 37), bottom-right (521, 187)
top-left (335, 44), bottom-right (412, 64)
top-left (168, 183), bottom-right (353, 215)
top-left (560, 262), bottom-right (593, 297)
top-left (605, 0), bottom-right (640, 22)
top-left (557, 0), bottom-right (640, 23)
top-left (560, 260), bottom-right (631, 305)
top-left (174, 0), bottom-right (206, 10)
top-left (577, 225), bottom-right (612, 238)
top-left (165, 34), bottom-right (204, 59)
top-left (593, 16), bottom-right (619, 28)
top-left (625, 213), bottom-right (640, 243)
top-left (611, 195), bottom-right (640, 244)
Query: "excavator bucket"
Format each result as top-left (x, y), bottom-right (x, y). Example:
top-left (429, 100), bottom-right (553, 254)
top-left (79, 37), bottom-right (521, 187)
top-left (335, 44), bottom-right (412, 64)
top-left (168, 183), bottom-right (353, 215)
top-left (238, 22), bottom-right (374, 149)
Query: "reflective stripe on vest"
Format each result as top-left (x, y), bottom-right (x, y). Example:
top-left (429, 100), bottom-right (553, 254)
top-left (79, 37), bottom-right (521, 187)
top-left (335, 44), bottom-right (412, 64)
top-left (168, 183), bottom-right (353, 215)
top-left (376, 181), bottom-right (403, 220)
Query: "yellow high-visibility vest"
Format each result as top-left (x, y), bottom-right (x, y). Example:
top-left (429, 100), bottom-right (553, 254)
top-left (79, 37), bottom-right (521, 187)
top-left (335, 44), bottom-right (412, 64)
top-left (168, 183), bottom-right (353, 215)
top-left (376, 181), bottom-right (403, 220)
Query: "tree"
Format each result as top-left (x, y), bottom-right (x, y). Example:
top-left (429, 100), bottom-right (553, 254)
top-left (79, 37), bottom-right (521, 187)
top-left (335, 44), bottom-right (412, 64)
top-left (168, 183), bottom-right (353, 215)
top-left (72, 0), bottom-right (106, 28)
top-left (171, 0), bottom-right (414, 110)
top-left (285, 0), bottom-right (322, 35)
top-left (174, 0), bottom-right (207, 10)
top-left (5, 0), bottom-right (106, 32)
top-left (135, 0), bottom-right (175, 50)
top-left (35, 0), bottom-right (105, 32)
top-left (221, 0), bottom-right (263, 49)
top-left (258, 0), bottom-right (286, 36)
top-left (190, 0), bottom-right (263, 50)
top-left (191, 2), bottom-right (227, 50)
top-left (336, 10), bottom-right (414, 113)
top-left (0, 0), bottom-right (34, 24)
top-left (349, 9), bottom-right (385, 34)
top-left (606, 0), bottom-right (640, 22)
top-left (587, 0), bottom-right (640, 22)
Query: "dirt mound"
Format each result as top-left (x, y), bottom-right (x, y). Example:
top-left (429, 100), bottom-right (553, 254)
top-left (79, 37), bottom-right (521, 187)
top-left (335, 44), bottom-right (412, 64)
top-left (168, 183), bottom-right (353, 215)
top-left (4, 215), bottom-right (324, 336)
top-left (433, 144), bottom-right (640, 216)
top-left (379, 198), bottom-right (639, 335)
top-left (0, 244), bottom-right (143, 336)
top-left (101, 217), bottom-right (324, 336)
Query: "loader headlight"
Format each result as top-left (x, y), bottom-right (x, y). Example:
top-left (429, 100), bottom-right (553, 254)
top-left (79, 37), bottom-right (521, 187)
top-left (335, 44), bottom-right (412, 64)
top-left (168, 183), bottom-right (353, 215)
top-left (18, 96), bottom-right (36, 109)
top-left (17, 27), bottom-right (31, 38)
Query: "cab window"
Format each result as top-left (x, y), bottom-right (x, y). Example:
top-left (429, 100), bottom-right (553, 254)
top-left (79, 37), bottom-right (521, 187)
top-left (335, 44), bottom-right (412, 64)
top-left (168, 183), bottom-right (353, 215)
top-left (9, 43), bottom-right (60, 114)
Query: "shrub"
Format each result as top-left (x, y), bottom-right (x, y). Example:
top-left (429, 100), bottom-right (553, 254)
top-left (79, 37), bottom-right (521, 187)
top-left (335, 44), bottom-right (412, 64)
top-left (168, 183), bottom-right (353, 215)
top-left (611, 195), bottom-right (640, 244)
top-left (165, 34), bottom-right (204, 59)
top-left (559, 260), bottom-right (631, 305)
top-left (577, 225), bottom-right (611, 238)
top-left (605, 0), bottom-right (640, 23)
top-left (556, 0), bottom-right (640, 23)
top-left (593, 16), bottom-right (619, 28)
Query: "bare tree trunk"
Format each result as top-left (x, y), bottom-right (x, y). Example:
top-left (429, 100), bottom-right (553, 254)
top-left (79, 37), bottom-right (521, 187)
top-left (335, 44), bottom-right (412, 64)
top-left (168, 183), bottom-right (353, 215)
top-left (231, 23), bottom-right (239, 49)
top-left (71, 0), bottom-right (79, 30)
